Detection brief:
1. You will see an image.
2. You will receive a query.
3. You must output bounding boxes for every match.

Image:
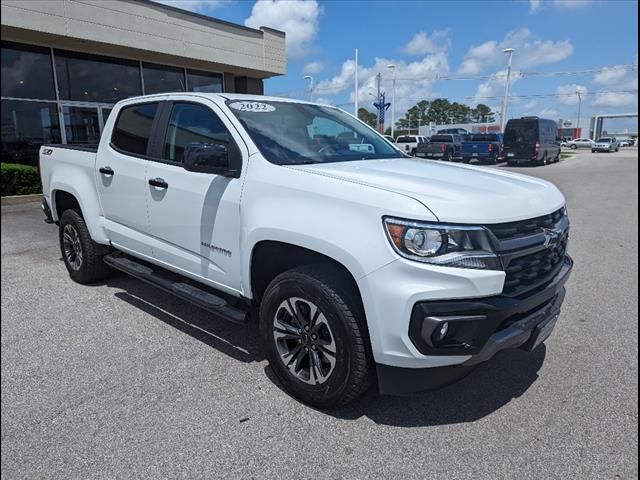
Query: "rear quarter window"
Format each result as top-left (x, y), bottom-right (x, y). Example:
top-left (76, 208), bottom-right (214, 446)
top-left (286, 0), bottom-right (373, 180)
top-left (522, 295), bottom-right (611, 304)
top-left (111, 102), bottom-right (159, 156)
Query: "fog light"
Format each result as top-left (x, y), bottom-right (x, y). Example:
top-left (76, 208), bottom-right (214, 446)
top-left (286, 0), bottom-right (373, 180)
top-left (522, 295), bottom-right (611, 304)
top-left (432, 322), bottom-right (449, 344)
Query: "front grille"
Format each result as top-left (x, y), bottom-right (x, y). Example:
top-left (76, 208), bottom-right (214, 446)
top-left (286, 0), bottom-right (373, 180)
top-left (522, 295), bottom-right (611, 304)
top-left (503, 236), bottom-right (568, 295)
top-left (488, 208), bottom-right (565, 240)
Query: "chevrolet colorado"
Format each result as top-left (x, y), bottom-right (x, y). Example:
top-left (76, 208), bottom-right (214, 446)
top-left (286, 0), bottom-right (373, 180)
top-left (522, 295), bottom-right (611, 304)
top-left (39, 93), bottom-right (572, 409)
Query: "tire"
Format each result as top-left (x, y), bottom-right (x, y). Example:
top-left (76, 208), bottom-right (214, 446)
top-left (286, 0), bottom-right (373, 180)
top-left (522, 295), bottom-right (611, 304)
top-left (462, 158), bottom-right (470, 164)
top-left (570, 144), bottom-right (577, 149)
top-left (554, 151), bottom-right (561, 163)
top-left (410, 148), bottom-right (417, 156)
top-left (592, 149), bottom-right (596, 153)
top-left (443, 150), bottom-right (451, 162)
top-left (615, 147), bottom-right (619, 152)
top-left (59, 209), bottom-right (112, 284)
top-left (259, 265), bottom-right (373, 409)
top-left (488, 152), bottom-right (498, 165)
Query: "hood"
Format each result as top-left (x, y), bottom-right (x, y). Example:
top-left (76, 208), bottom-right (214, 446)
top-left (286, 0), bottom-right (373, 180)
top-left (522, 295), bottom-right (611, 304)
top-left (289, 158), bottom-right (565, 224)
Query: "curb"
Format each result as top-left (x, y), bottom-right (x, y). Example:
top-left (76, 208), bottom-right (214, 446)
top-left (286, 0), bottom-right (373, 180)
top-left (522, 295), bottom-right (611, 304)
top-left (1, 194), bottom-right (42, 206)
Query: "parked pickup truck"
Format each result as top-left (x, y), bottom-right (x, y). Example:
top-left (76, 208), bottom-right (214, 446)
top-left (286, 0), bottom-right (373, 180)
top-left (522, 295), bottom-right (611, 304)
top-left (395, 134), bottom-right (428, 156)
top-left (460, 133), bottom-right (503, 164)
top-left (592, 137), bottom-right (620, 153)
top-left (39, 93), bottom-right (573, 409)
top-left (415, 134), bottom-right (463, 161)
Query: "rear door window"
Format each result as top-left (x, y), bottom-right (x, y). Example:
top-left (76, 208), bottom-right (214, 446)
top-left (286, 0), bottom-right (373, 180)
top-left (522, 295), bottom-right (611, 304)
top-left (504, 121), bottom-right (538, 145)
top-left (111, 102), bottom-right (159, 156)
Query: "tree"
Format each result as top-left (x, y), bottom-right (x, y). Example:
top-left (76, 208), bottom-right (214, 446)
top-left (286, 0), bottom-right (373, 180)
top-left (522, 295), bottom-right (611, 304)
top-left (471, 104), bottom-right (495, 123)
top-left (357, 108), bottom-right (377, 128)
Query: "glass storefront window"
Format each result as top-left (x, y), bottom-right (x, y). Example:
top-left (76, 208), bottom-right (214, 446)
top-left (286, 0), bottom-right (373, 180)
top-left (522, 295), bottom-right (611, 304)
top-left (187, 69), bottom-right (223, 93)
top-left (143, 63), bottom-right (186, 94)
top-left (1, 100), bottom-right (61, 165)
top-left (54, 49), bottom-right (141, 103)
top-left (1, 42), bottom-right (56, 100)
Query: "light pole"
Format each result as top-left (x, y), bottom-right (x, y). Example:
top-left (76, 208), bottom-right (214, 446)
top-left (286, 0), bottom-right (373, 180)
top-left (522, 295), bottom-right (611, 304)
top-left (387, 64), bottom-right (396, 139)
top-left (303, 75), bottom-right (314, 102)
top-left (576, 89), bottom-right (582, 136)
top-left (500, 48), bottom-right (515, 132)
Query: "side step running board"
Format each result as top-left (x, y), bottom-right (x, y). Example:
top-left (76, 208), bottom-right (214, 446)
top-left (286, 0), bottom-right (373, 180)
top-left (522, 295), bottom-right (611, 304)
top-left (104, 254), bottom-right (248, 325)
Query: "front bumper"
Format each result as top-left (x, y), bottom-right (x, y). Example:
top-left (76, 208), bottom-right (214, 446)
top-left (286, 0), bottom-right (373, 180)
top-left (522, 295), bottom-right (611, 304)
top-left (377, 255), bottom-right (572, 395)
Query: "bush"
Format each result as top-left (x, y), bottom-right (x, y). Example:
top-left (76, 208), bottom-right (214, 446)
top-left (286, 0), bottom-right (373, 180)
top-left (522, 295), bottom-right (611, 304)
top-left (1, 163), bottom-right (41, 196)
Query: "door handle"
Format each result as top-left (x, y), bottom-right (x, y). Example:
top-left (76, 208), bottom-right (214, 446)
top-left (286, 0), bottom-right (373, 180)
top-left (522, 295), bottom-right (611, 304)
top-left (148, 178), bottom-right (168, 189)
top-left (99, 166), bottom-right (114, 176)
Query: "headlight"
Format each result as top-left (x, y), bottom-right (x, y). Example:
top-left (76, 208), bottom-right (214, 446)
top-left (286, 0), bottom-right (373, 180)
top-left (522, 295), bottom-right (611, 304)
top-left (383, 217), bottom-right (501, 270)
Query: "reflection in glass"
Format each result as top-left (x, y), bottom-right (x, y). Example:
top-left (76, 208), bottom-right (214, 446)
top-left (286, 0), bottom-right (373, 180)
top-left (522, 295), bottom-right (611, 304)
top-left (54, 49), bottom-right (141, 103)
top-left (187, 69), bottom-right (223, 93)
top-left (62, 106), bottom-right (101, 145)
top-left (1, 41), bottom-right (56, 100)
top-left (1, 100), bottom-right (61, 165)
top-left (102, 108), bottom-right (112, 127)
top-left (163, 102), bottom-right (231, 162)
top-left (143, 63), bottom-right (185, 94)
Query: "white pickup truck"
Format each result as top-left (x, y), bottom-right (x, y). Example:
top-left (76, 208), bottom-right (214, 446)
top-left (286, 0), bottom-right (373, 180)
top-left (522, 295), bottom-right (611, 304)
top-left (39, 93), bottom-right (573, 409)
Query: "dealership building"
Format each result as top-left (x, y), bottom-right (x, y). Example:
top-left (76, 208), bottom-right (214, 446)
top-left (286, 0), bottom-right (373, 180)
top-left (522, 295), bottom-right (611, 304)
top-left (1, 0), bottom-right (286, 165)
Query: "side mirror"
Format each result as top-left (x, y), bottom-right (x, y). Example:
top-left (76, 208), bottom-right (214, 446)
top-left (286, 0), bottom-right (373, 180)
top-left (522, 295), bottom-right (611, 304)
top-left (183, 142), bottom-right (240, 178)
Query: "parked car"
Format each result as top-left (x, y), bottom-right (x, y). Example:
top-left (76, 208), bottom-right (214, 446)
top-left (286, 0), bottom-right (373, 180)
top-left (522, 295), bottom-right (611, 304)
top-left (383, 135), bottom-right (396, 143)
top-left (503, 117), bottom-right (561, 166)
top-left (460, 133), bottom-right (503, 164)
top-left (395, 134), bottom-right (427, 156)
top-left (592, 137), bottom-right (620, 152)
top-left (618, 138), bottom-right (633, 147)
top-left (565, 138), bottom-right (594, 149)
top-left (39, 93), bottom-right (572, 409)
top-left (415, 134), bottom-right (463, 161)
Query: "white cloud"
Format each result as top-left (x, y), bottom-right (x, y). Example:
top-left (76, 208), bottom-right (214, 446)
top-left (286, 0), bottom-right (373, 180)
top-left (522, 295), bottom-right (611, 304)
top-left (592, 91), bottom-right (638, 108)
top-left (458, 29), bottom-right (573, 75)
top-left (555, 84), bottom-right (588, 105)
top-left (524, 100), bottom-right (538, 110)
top-left (314, 52), bottom-right (450, 118)
top-left (540, 108), bottom-right (560, 118)
top-left (529, 0), bottom-right (541, 13)
top-left (529, 0), bottom-right (590, 14)
top-left (473, 69), bottom-right (524, 105)
top-left (152, 0), bottom-right (228, 12)
top-left (402, 30), bottom-right (451, 56)
top-left (593, 66), bottom-right (630, 85)
top-left (303, 61), bottom-right (324, 75)
top-left (245, 0), bottom-right (321, 59)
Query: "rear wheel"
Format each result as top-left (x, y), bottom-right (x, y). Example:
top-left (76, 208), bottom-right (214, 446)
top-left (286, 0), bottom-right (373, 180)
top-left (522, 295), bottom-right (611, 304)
top-left (259, 265), bottom-right (373, 410)
top-left (59, 209), bottom-right (112, 284)
top-left (443, 149), bottom-right (451, 162)
top-left (570, 144), bottom-right (577, 149)
top-left (410, 148), bottom-right (417, 156)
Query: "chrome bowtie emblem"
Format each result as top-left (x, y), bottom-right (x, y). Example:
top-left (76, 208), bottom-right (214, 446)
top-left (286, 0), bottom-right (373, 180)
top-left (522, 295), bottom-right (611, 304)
top-left (543, 228), bottom-right (562, 248)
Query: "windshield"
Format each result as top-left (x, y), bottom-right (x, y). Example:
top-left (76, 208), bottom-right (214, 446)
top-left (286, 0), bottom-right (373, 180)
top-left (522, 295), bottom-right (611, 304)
top-left (597, 138), bottom-right (612, 142)
top-left (226, 100), bottom-right (402, 165)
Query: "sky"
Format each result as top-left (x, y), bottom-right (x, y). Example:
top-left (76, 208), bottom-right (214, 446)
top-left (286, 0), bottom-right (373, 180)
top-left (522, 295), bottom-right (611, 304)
top-left (157, 0), bottom-right (639, 132)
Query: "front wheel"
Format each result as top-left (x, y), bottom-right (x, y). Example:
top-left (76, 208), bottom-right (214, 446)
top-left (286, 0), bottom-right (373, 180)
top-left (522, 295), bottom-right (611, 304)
top-left (259, 265), bottom-right (373, 409)
top-left (570, 144), bottom-right (577, 149)
top-left (59, 209), bottom-right (112, 284)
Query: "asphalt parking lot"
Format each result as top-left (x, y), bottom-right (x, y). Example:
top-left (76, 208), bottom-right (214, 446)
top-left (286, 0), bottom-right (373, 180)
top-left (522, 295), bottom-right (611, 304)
top-left (2, 149), bottom-right (638, 479)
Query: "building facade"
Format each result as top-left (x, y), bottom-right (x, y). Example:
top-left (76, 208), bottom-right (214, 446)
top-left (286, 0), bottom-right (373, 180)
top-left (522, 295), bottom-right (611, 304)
top-left (1, 0), bottom-right (286, 165)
